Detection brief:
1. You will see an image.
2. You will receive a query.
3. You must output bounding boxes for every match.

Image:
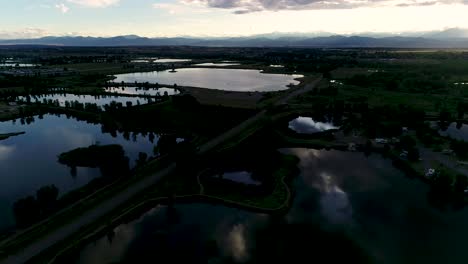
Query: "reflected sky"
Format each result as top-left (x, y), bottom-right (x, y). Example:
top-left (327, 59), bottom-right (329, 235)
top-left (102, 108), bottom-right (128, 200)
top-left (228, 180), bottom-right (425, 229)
top-left (131, 58), bottom-right (191, 63)
top-left (288, 116), bottom-right (339, 134)
top-left (76, 204), bottom-right (267, 264)
top-left (438, 122), bottom-right (468, 142)
top-left (104, 87), bottom-right (180, 97)
top-left (113, 68), bottom-right (302, 92)
top-left (282, 148), bottom-right (468, 264)
top-left (220, 171), bottom-right (261, 186)
top-left (193, 63), bottom-right (240, 67)
top-left (0, 63), bottom-right (37, 67)
top-left (17, 94), bottom-right (153, 108)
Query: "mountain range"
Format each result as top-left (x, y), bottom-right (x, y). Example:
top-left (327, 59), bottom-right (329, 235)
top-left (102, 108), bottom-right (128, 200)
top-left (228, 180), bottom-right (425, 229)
top-left (2, 28), bottom-right (468, 48)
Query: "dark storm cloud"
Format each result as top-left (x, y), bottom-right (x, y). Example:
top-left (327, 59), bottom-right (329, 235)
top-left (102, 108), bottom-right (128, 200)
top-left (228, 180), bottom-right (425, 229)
top-left (185, 0), bottom-right (467, 13)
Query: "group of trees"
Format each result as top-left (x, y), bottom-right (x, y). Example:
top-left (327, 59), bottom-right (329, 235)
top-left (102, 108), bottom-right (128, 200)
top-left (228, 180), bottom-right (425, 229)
top-left (428, 169), bottom-right (468, 210)
top-left (13, 185), bottom-right (59, 228)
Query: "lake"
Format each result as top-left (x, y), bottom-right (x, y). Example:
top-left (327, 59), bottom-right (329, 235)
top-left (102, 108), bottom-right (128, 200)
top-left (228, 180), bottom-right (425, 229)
top-left (288, 116), bottom-right (339, 134)
top-left (17, 94), bottom-right (155, 109)
top-left (0, 114), bottom-right (157, 230)
top-left (113, 68), bottom-right (303, 92)
top-left (75, 149), bottom-right (468, 263)
top-left (104, 87), bottom-right (180, 97)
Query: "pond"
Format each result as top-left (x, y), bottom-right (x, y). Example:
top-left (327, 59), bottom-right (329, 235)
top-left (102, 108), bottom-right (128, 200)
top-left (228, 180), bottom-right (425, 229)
top-left (288, 116), bottom-right (339, 134)
top-left (75, 149), bottom-right (468, 264)
top-left (104, 87), bottom-right (180, 97)
top-left (193, 63), bottom-right (240, 67)
top-left (215, 171), bottom-right (261, 186)
top-left (113, 68), bottom-right (303, 92)
top-left (0, 114), bottom-right (157, 230)
top-left (437, 122), bottom-right (468, 141)
top-left (17, 94), bottom-right (156, 109)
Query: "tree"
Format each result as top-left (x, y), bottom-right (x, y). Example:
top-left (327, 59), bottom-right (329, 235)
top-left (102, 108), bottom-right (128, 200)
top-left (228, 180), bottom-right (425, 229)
top-left (155, 134), bottom-right (177, 156)
top-left (13, 196), bottom-right (40, 227)
top-left (36, 185), bottom-right (59, 214)
top-left (136, 152), bottom-right (148, 167)
top-left (454, 174), bottom-right (468, 194)
top-left (407, 148), bottom-right (420, 162)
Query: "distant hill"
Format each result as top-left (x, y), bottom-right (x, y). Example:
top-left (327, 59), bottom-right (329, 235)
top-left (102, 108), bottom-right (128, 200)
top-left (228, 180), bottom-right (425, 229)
top-left (2, 28), bottom-right (468, 48)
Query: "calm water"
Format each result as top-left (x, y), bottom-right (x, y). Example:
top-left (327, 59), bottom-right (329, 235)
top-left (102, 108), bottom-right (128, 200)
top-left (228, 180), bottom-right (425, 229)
top-left (218, 171), bottom-right (261, 186)
top-left (193, 63), bottom-right (240, 67)
top-left (131, 58), bottom-right (191, 63)
top-left (113, 68), bottom-right (302, 92)
top-left (76, 149), bottom-right (468, 263)
top-left (438, 122), bottom-right (468, 141)
top-left (104, 87), bottom-right (180, 97)
top-left (288, 116), bottom-right (339, 134)
top-left (17, 94), bottom-right (155, 109)
top-left (0, 63), bottom-right (37, 67)
top-left (0, 115), bottom-right (157, 230)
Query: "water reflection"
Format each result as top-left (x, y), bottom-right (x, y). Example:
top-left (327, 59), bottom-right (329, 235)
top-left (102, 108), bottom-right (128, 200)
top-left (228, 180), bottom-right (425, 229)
top-left (218, 171), bottom-right (261, 186)
top-left (131, 58), bottom-right (191, 63)
top-left (0, 114), bottom-right (157, 230)
top-left (17, 94), bottom-right (154, 109)
top-left (193, 63), bottom-right (240, 67)
top-left (104, 87), bottom-right (180, 96)
top-left (288, 116), bottom-right (339, 134)
top-left (113, 68), bottom-right (302, 92)
top-left (437, 122), bottom-right (468, 141)
top-left (0, 63), bottom-right (37, 67)
top-left (0, 144), bottom-right (15, 161)
top-left (76, 149), bottom-right (468, 264)
top-left (76, 204), bottom-right (267, 264)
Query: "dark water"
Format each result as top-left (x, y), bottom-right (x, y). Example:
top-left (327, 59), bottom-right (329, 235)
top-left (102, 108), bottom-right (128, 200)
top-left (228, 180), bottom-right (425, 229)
top-left (113, 68), bottom-right (302, 92)
top-left (17, 94), bottom-right (155, 109)
top-left (288, 116), bottom-right (338, 134)
top-left (218, 171), bottom-right (261, 186)
top-left (0, 114), bottom-right (157, 230)
top-left (76, 149), bottom-right (468, 264)
top-left (438, 122), bottom-right (468, 141)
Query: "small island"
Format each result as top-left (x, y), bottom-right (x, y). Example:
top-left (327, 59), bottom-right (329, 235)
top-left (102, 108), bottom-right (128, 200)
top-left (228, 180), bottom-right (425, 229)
top-left (0, 132), bottom-right (25, 141)
top-left (58, 144), bottom-right (127, 168)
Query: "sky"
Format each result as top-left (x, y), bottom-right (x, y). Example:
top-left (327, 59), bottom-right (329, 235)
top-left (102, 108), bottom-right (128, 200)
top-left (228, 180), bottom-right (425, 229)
top-left (1, 0), bottom-right (468, 38)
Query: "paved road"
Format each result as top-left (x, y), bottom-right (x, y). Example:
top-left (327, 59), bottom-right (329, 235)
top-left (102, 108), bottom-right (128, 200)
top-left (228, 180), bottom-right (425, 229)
top-left (0, 76), bottom-right (322, 264)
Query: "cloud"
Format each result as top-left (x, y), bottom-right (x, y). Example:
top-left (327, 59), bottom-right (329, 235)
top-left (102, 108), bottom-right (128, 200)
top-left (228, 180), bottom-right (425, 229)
top-left (183, 0), bottom-right (468, 13)
top-left (0, 28), bottom-right (50, 39)
top-left (152, 3), bottom-right (179, 14)
top-left (67, 0), bottom-right (120, 8)
top-left (0, 145), bottom-right (15, 161)
top-left (55, 3), bottom-right (70, 13)
top-left (152, 1), bottom-right (212, 14)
